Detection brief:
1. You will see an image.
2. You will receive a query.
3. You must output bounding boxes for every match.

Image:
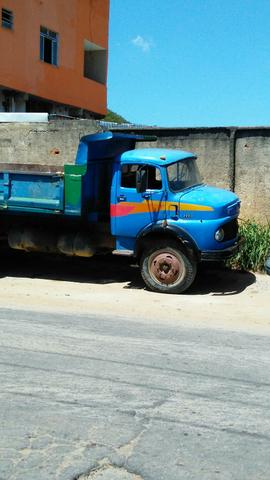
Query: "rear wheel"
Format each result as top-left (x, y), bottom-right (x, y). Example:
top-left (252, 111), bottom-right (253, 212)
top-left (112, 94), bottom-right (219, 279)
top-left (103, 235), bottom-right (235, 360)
top-left (140, 240), bottom-right (197, 294)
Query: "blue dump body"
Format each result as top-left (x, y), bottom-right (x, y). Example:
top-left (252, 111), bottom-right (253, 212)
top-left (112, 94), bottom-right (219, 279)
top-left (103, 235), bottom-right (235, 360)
top-left (0, 171), bottom-right (64, 213)
top-left (0, 131), bottom-right (243, 294)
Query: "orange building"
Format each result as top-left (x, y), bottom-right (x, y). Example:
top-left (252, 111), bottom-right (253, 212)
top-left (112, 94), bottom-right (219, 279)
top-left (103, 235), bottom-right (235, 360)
top-left (0, 0), bottom-right (109, 117)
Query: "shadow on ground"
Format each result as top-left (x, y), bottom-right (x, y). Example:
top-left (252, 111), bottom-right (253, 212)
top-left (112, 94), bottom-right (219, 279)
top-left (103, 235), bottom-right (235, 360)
top-left (1, 250), bottom-right (256, 295)
top-left (189, 263), bottom-right (256, 296)
top-left (0, 249), bottom-right (256, 296)
top-left (0, 249), bottom-right (143, 287)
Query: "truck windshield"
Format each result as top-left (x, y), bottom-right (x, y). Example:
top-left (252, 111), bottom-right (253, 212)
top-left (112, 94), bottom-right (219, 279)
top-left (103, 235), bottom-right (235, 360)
top-left (167, 158), bottom-right (202, 192)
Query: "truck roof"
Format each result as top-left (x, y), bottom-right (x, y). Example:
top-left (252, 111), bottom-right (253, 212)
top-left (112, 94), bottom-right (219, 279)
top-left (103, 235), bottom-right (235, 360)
top-left (120, 148), bottom-right (196, 166)
top-left (75, 132), bottom-right (196, 166)
top-left (76, 131), bottom-right (158, 164)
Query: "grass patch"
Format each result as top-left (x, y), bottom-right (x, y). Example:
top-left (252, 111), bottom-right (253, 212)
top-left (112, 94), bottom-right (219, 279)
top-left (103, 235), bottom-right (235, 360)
top-left (228, 220), bottom-right (270, 272)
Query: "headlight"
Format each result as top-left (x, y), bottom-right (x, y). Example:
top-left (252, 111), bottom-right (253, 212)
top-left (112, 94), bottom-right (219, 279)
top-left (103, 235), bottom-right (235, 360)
top-left (215, 228), bottom-right (224, 242)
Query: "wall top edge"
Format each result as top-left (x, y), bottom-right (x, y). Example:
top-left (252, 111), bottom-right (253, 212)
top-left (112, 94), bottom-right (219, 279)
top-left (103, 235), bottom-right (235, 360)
top-left (0, 113), bottom-right (48, 123)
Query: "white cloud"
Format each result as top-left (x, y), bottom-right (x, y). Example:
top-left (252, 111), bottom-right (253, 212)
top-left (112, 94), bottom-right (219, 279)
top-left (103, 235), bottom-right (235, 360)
top-left (131, 35), bottom-right (153, 53)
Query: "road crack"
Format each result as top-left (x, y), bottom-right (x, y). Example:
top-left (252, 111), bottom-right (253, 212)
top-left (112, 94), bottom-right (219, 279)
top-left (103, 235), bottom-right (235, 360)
top-left (75, 462), bottom-right (144, 479)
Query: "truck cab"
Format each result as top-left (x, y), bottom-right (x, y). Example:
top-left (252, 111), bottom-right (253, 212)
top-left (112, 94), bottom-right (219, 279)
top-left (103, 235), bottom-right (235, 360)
top-left (108, 142), bottom-right (240, 293)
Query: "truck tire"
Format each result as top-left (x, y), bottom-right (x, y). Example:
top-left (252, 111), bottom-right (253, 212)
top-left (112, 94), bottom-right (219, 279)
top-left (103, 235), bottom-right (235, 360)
top-left (140, 240), bottom-right (197, 294)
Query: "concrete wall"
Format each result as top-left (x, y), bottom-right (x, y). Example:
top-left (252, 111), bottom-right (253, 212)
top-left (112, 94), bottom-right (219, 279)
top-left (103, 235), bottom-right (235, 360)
top-left (114, 126), bottom-right (270, 223)
top-left (234, 130), bottom-right (270, 222)
top-left (0, 119), bottom-right (100, 167)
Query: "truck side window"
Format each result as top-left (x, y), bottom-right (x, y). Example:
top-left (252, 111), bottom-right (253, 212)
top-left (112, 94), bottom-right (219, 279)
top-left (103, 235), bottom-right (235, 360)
top-left (121, 165), bottom-right (162, 190)
top-left (121, 164), bottom-right (138, 188)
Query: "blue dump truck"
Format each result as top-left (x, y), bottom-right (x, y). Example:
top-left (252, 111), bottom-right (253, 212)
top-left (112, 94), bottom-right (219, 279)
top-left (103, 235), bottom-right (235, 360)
top-left (0, 131), bottom-right (242, 293)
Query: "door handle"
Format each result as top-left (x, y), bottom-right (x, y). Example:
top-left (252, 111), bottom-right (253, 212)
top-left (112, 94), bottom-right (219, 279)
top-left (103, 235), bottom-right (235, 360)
top-left (117, 194), bottom-right (126, 202)
top-left (169, 204), bottom-right (178, 218)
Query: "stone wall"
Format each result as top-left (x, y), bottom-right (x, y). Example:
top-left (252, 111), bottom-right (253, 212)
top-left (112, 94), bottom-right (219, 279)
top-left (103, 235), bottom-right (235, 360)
top-left (0, 118), bottom-right (100, 167)
top-left (234, 129), bottom-right (270, 222)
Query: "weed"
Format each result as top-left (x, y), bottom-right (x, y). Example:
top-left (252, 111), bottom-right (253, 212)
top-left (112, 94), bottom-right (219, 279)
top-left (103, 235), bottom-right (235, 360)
top-left (228, 219), bottom-right (270, 272)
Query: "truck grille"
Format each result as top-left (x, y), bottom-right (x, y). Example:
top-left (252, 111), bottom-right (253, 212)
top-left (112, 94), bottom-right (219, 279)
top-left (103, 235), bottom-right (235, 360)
top-left (223, 218), bottom-right (238, 241)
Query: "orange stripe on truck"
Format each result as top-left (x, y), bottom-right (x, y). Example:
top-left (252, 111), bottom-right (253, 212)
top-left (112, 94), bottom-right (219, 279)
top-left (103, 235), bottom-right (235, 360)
top-left (111, 200), bottom-right (214, 217)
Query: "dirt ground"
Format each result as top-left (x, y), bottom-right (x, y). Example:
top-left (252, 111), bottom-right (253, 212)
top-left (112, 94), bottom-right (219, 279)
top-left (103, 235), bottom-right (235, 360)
top-left (0, 250), bottom-right (269, 334)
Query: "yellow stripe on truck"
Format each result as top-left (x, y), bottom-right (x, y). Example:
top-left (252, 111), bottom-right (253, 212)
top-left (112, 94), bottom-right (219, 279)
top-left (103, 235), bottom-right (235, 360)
top-left (180, 203), bottom-right (214, 212)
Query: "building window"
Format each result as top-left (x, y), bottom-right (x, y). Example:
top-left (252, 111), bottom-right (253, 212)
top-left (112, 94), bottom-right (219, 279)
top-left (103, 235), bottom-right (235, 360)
top-left (40, 26), bottom-right (58, 66)
top-left (2, 8), bottom-right (13, 29)
top-left (84, 39), bottom-right (107, 84)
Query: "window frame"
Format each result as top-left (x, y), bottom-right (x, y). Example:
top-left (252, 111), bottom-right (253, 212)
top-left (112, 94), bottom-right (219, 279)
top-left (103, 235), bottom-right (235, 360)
top-left (40, 26), bottom-right (59, 66)
top-left (120, 164), bottom-right (163, 191)
top-left (166, 158), bottom-right (202, 193)
top-left (1, 8), bottom-right (13, 30)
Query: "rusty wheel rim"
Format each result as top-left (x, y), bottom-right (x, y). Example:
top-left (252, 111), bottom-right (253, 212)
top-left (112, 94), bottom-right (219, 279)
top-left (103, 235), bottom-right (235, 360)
top-left (148, 250), bottom-right (185, 286)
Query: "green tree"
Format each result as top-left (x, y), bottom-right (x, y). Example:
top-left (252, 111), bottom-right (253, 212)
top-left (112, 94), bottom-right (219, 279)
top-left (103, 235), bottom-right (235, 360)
top-left (103, 109), bottom-right (129, 124)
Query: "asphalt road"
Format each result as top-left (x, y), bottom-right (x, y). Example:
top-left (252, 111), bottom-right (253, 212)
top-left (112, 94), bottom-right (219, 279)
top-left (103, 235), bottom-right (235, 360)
top-left (1, 307), bottom-right (270, 480)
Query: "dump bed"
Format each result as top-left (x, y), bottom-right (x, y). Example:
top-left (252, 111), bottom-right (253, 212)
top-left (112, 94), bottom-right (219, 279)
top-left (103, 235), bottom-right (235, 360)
top-left (0, 170), bottom-right (64, 213)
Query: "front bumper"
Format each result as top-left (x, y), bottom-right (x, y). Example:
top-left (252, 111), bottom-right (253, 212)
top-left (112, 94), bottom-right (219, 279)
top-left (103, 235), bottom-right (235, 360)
top-left (200, 236), bottom-right (244, 261)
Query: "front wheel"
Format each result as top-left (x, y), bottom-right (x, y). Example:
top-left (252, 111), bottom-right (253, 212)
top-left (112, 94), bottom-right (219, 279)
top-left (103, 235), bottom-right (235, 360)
top-left (140, 241), bottom-right (197, 294)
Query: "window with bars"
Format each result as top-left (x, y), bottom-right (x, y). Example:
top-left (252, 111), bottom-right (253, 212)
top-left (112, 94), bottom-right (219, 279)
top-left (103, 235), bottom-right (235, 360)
top-left (2, 8), bottom-right (13, 29)
top-left (40, 26), bottom-right (58, 65)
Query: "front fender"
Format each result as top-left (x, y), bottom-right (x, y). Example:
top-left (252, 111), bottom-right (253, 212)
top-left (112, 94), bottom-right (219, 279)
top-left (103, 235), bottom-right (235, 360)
top-left (135, 222), bottom-right (199, 259)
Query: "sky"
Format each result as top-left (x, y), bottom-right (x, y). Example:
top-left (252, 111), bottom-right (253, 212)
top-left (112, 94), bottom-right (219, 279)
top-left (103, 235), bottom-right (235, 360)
top-left (108, 0), bottom-right (270, 127)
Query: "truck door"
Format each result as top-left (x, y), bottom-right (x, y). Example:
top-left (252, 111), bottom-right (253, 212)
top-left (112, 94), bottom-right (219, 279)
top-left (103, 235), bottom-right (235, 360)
top-left (112, 163), bottom-right (166, 241)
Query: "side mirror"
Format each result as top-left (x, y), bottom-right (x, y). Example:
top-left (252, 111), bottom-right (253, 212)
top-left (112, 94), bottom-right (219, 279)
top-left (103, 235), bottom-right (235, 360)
top-left (136, 168), bottom-right (147, 193)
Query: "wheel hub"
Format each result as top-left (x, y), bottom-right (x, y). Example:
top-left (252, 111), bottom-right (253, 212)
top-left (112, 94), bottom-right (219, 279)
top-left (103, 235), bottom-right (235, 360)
top-left (150, 252), bottom-right (182, 285)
